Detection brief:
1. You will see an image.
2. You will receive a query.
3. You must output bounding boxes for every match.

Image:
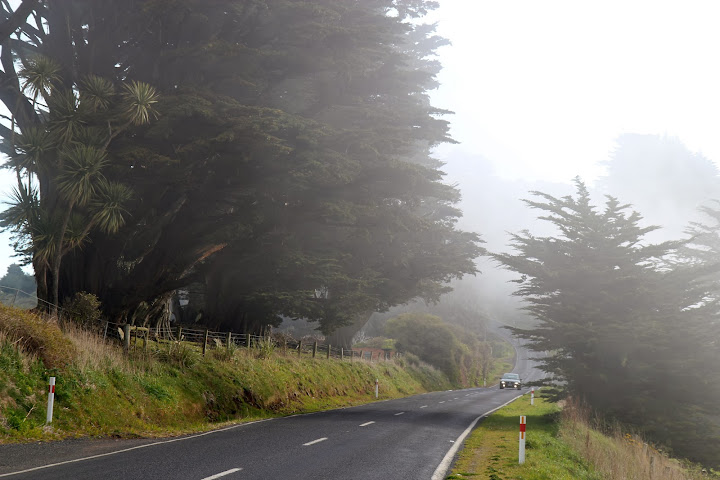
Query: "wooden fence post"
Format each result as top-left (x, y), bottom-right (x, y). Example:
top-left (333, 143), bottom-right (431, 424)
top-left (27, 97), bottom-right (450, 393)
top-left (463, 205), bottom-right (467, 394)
top-left (359, 350), bottom-right (363, 361)
top-left (226, 332), bottom-right (232, 350)
top-left (298, 340), bottom-right (303, 357)
top-left (103, 321), bottom-right (109, 341)
top-left (123, 324), bottom-right (131, 351)
top-left (246, 334), bottom-right (252, 350)
top-left (283, 338), bottom-right (287, 354)
top-left (327, 344), bottom-right (331, 359)
top-left (177, 326), bottom-right (183, 342)
top-left (341, 347), bottom-right (344, 361)
top-left (312, 341), bottom-right (318, 358)
top-left (350, 350), bottom-right (353, 363)
top-left (143, 330), bottom-right (148, 352)
top-left (202, 329), bottom-right (209, 356)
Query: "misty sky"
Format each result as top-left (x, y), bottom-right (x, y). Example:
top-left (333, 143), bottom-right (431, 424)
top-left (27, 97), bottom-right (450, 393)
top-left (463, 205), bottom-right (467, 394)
top-left (430, 0), bottom-right (720, 184)
top-left (1, 1), bottom-right (720, 275)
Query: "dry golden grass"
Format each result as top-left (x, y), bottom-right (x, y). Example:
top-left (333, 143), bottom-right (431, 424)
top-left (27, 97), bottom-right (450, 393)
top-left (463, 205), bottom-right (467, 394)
top-left (560, 399), bottom-right (703, 480)
top-left (61, 322), bottom-right (138, 374)
top-left (0, 304), bottom-right (75, 369)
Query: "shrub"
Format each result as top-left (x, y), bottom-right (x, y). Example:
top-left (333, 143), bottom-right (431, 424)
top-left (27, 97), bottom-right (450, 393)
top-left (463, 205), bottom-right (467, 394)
top-left (155, 341), bottom-right (200, 369)
top-left (63, 292), bottom-right (103, 329)
top-left (255, 336), bottom-right (275, 359)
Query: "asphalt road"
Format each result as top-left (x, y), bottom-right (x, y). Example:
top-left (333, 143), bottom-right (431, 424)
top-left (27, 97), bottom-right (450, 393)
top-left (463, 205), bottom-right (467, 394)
top-left (0, 342), bottom-right (541, 480)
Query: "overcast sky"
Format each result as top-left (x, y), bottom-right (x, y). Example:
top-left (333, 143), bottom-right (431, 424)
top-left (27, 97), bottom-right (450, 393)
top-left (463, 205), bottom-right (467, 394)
top-left (429, 0), bottom-right (720, 184)
top-left (1, 1), bottom-right (720, 276)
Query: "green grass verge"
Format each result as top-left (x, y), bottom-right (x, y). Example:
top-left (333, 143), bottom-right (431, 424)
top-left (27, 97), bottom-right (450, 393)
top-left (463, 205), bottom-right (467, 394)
top-left (0, 304), bottom-right (517, 443)
top-left (0, 306), bottom-right (461, 442)
top-left (448, 396), bottom-right (601, 480)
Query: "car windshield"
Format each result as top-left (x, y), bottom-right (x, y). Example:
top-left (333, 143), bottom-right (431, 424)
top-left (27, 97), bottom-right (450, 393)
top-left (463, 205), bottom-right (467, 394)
top-left (502, 374), bottom-right (520, 380)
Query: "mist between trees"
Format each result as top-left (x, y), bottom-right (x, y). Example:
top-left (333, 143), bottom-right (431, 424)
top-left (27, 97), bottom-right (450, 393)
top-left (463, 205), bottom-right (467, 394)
top-left (0, 0), bottom-right (482, 346)
top-left (0, 0), bottom-right (719, 470)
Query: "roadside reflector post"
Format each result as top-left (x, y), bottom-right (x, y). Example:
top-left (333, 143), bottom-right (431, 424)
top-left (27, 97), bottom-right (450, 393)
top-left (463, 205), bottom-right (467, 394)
top-left (375, 378), bottom-right (379, 399)
top-left (46, 377), bottom-right (56, 424)
top-left (531, 387), bottom-right (535, 406)
top-left (519, 415), bottom-right (526, 464)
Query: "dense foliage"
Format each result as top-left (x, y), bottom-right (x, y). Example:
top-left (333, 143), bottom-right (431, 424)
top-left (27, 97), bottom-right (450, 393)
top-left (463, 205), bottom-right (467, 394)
top-left (494, 180), bottom-right (720, 467)
top-left (385, 312), bottom-right (494, 385)
top-left (0, 1), bottom-right (481, 337)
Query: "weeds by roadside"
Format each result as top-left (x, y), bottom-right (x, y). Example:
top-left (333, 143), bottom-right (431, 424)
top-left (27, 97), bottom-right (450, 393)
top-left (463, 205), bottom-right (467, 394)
top-left (448, 395), bottom-right (714, 480)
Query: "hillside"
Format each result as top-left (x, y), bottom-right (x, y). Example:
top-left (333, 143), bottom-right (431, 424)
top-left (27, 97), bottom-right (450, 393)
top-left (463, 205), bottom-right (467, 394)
top-left (0, 305), bottom-right (512, 442)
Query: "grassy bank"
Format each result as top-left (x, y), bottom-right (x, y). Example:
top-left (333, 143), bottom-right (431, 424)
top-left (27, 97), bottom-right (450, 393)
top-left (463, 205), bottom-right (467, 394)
top-left (0, 304), bottom-right (459, 442)
top-left (448, 395), bottom-right (713, 480)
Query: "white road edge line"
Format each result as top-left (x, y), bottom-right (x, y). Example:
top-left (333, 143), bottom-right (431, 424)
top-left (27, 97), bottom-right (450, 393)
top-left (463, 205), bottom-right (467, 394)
top-left (0, 419), bottom-right (274, 478)
top-left (394, 412), bottom-right (405, 416)
top-left (359, 421), bottom-right (375, 427)
top-left (303, 437), bottom-right (328, 446)
top-left (430, 394), bottom-right (524, 480)
top-left (201, 468), bottom-right (242, 480)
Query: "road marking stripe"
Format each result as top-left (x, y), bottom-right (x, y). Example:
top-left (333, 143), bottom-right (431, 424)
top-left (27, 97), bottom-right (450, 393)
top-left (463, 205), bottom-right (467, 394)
top-left (420, 405), bottom-right (427, 408)
top-left (303, 437), bottom-right (328, 446)
top-left (394, 412), bottom-right (405, 416)
top-left (201, 468), bottom-right (242, 479)
top-left (431, 393), bottom-right (524, 480)
top-left (0, 419), bottom-right (273, 478)
top-left (439, 401), bottom-right (445, 404)
top-left (359, 421), bottom-right (375, 427)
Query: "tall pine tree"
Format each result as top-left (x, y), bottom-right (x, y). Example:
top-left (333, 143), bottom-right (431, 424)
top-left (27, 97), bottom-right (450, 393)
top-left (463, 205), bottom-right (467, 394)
top-left (495, 179), bottom-right (720, 467)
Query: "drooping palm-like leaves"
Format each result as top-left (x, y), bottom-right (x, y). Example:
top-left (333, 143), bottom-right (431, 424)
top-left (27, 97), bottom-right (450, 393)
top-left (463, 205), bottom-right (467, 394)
top-left (64, 212), bottom-right (92, 251)
top-left (48, 90), bottom-right (88, 146)
top-left (90, 179), bottom-right (132, 234)
top-left (10, 127), bottom-right (55, 172)
top-left (56, 145), bottom-right (108, 207)
top-left (0, 184), bottom-right (39, 230)
top-left (79, 75), bottom-right (114, 113)
top-left (19, 55), bottom-right (61, 102)
top-left (28, 212), bottom-right (58, 267)
top-left (122, 81), bottom-right (159, 126)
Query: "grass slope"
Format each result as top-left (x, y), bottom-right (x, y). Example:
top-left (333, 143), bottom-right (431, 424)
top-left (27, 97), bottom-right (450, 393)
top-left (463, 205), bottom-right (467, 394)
top-left (0, 304), bottom-right (460, 442)
top-left (447, 395), bottom-right (714, 480)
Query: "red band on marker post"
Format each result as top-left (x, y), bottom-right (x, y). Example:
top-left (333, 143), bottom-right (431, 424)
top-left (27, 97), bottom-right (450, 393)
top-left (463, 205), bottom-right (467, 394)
top-left (46, 377), bottom-right (56, 424)
top-left (519, 416), bottom-right (526, 464)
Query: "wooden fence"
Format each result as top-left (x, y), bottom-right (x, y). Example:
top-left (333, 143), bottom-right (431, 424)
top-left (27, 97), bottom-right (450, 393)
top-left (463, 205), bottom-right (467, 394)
top-left (103, 321), bottom-right (398, 362)
top-left (0, 286), bottom-right (399, 362)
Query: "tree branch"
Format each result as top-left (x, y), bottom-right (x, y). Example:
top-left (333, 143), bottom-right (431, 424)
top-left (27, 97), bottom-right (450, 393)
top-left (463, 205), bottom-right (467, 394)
top-left (0, 0), bottom-right (38, 42)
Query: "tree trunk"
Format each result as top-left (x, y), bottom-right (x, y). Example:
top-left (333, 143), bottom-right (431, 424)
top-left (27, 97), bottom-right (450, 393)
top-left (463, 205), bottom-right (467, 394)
top-left (33, 259), bottom-right (49, 312)
top-left (325, 311), bottom-right (373, 349)
top-left (49, 204), bottom-right (73, 317)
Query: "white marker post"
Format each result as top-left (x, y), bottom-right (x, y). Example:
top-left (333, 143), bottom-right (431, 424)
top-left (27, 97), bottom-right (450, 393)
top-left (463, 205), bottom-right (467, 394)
top-left (375, 378), bottom-right (379, 399)
top-left (46, 377), bottom-right (56, 424)
top-left (519, 415), bottom-right (526, 464)
top-left (531, 387), bottom-right (534, 406)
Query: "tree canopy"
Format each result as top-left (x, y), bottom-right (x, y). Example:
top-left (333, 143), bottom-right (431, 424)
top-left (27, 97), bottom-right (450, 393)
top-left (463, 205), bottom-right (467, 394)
top-left (0, 0), bottom-right (481, 337)
top-left (494, 179), bottom-right (720, 467)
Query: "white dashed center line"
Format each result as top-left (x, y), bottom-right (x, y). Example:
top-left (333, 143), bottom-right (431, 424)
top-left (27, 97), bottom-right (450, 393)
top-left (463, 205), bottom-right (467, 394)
top-left (439, 401), bottom-right (445, 404)
top-left (359, 421), bottom-right (375, 427)
top-left (303, 437), bottom-right (328, 446)
top-left (394, 412), bottom-right (405, 416)
top-left (201, 468), bottom-right (242, 479)
top-left (420, 405), bottom-right (428, 408)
